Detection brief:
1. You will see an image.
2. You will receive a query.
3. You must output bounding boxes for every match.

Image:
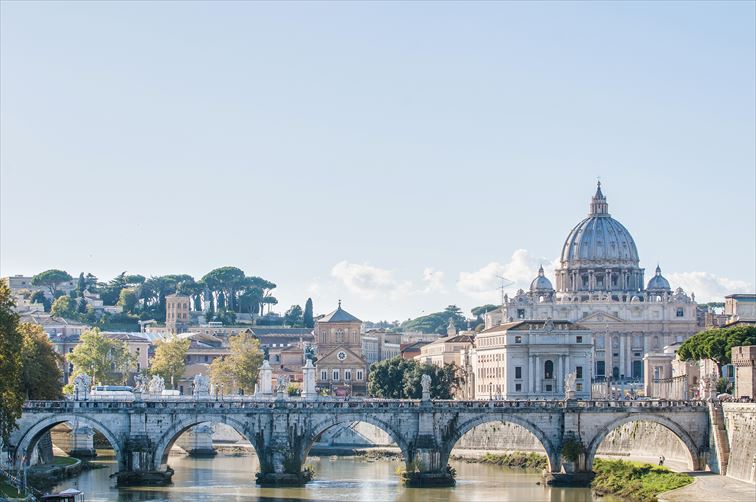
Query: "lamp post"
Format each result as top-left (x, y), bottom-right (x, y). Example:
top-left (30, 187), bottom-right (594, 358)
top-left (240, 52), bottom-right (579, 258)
top-left (489, 382), bottom-right (493, 400)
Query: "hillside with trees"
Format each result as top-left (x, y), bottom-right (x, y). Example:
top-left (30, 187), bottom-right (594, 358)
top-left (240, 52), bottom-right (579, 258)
top-left (17, 266), bottom-right (281, 330)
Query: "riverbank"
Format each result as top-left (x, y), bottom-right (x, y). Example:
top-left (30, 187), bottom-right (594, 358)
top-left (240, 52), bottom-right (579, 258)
top-left (592, 458), bottom-right (692, 502)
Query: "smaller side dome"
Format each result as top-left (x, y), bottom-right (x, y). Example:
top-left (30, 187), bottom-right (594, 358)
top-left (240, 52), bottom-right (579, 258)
top-left (530, 266), bottom-right (554, 292)
top-left (647, 265), bottom-right (671, 291)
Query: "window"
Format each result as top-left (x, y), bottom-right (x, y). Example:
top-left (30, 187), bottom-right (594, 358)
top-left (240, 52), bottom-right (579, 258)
top-left (576, 336), bottom-right (583, 343)
top-left (676, 308), bottom-right (684, 317)
top-left (544, 360), bottom-right (554, 379)
top-left (632, 360), bottom-right (642, 379)
top-left (517, 309), bottom-right (525, 319)
top-left (136, 362), bottom-right (141, 371)
top-left (546, 384), bottom-right (552, 392)
top-left (515, 335), bottom-right (522, 344)
top-left (576, 366), bottom-right (583, 379)
top-left (345, 370), bottom-right (352, 381)
top-left (321, 370), bottom-right (327, 381)
top-left (515, 383), bottom-right (522, 392)
top-left (357, 370), bottom-right (363, 381)
top-left (596, 335), bottom-right (605, 349)
top-left (332, 369), bottom-right (340, 381)
top-left (576, 383), bottom-right (583, 391)
top-left (515, 366), bottom-right (522, 379)
top-left (596, 361), bottom-right (605, 376)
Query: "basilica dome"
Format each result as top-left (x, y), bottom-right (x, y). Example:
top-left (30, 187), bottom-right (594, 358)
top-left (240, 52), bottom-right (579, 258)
top-left (530, 266), bottom-right (554, 292)
top-left (559, 182), bottom-right (640, 268)
top-left (646, 265), bottom-right (671, 292)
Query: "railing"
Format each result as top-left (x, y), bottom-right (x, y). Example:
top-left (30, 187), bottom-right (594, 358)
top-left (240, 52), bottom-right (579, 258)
top-left (23, 398), bottom-right (709, 412)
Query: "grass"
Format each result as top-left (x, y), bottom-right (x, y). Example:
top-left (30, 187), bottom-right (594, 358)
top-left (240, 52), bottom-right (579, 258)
top-left (51, 455), bottom-right (79, 466)
top-left (592, 458), bottom-right (693, 502)
top-left (0, 479), bottom-right (23, 498)
top-left (478, 452), bottom-right (548, 470)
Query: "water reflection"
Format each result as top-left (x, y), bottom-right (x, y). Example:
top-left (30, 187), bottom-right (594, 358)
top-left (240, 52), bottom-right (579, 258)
top-left (53, 450), bottom-right (616, 502)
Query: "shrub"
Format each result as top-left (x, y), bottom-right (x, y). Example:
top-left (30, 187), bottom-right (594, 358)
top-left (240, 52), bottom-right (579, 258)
top-left (561, 438), bottom-right (585, 462)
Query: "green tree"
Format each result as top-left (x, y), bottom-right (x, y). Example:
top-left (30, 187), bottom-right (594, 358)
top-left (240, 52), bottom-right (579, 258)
top-left (150, 335), bottom-right (190, 389)
top-left (32, 269), bottom-right (73, 297)
top-left (209, 356), bottom-right (235, 394)
top-left (368, 356), bottom-right (460, 399)
top-left (209, 333), bottom-right (262, 394)
top-left (77, 272), bottom-right (86, 297)
top-left (677, 326), bottom-right (756, 375)
top-left (0, 283), bottom-right (24, 441)
top-left (284, 305), bottom-right (303, 327)
top-left (51, 295), bottom-right (77, 319)
top-left (304, 298), bottom-right (314, 328)
top-left (400, 305), bottom-right (467, 335)
top-left (30, 290), bottom-right (51, 312)
top-left (471, 304), bottom-right (497, 317)
top-left (99, 272), bottom-right (127, 306)
top-left (18, 323), bottom-right (63, 400)
top-left (67, 328), bottom-right (135, 385)
top-left (118, 288), bottom-right (138, 313)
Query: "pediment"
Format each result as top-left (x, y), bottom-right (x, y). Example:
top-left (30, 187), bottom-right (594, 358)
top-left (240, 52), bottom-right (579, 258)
top-left (318, 345), bottom-right (365, 365)
top-left (580, 311), bottom-right (624, 323)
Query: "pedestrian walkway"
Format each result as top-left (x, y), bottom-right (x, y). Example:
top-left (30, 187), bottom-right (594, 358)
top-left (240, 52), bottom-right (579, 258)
top-left (659, 472), bottom-right (755, 502)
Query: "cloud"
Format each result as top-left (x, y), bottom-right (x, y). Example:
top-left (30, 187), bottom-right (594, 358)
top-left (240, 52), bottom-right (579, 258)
top-left (457, 249), bottom-right (558, 301)
top-left (667, 271), bottom-right (752, 302)
top-left (420, 267), bottom-right (446, 294)
top-left (330, 261), bottom-right (446, 299)
top-left (330, 261), bottom-right (412, 300)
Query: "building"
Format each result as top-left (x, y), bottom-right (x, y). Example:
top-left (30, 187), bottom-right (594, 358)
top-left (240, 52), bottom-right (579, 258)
top-left (314, 302), bottom-right (368, 396)
top-left (362, 330), bottom-right (401, 365)
top-left (471, 319), bottom-right (593, 400)
top-left (400, 341), bottom-right (431, 360)
top-left (485, 182), bottom-right (698, 382)
top-left (732, 345), bottom-right (756, 399)
top-left (2, 275), bottom-right (78, 298)
top-left (415, 320), bottom-right (475, 368)
top-left (20, 313), bottom-right (89, 338)
top-left (165, 293), bottom-right (191, 334)
top-left (724, 294), bottom-right (756, 326)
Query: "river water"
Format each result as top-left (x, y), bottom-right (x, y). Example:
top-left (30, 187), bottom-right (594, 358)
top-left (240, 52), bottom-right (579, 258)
top-left (52, 450), bottom-right (619, 502)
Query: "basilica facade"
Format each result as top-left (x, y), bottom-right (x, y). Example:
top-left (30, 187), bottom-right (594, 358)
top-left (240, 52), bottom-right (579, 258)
top-left (485, 182), bottom-right (697, 382)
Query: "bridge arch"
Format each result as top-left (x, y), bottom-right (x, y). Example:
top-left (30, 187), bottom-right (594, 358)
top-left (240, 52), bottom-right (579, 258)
top-left (13, 414), bottom-right (124, 470)
top-left (152, 415), bottom-right (259, 471)
top-left (585, 414), bottom-right (702, 471)
top-left (304, 414), bottom-right (411, 462)
top-left (441, 414), bottom-right (559, 472)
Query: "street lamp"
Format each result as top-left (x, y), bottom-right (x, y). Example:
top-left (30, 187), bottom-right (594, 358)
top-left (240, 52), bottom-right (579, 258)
top-left (489, 382), bottom-right (493, 400)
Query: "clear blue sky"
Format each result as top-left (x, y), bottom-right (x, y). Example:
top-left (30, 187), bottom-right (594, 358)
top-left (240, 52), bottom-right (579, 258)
top-left (2, 1), bottom-right (754, 321)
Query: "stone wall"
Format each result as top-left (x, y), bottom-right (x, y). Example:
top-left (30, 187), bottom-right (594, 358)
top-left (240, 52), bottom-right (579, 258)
top-left (317, 419), bottom-right (690, 465)
top-left (723, 403), bottom-right (756, 484)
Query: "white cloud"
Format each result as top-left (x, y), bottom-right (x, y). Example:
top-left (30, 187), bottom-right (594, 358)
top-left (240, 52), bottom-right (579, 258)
top-left (330, 261), bottom-right (445, 300)
top-left (667, 271), bottom-right (752, 302)
top-left (457, 249), bottom-right (558, 301)
top-left (420, 267), bottom-right (446, 294)
top-left (330, 261), bottom-right (412, 300)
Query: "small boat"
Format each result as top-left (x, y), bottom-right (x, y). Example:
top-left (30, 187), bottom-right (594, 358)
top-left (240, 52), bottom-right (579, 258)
top-left (40, 488), bottom-right (84, 502)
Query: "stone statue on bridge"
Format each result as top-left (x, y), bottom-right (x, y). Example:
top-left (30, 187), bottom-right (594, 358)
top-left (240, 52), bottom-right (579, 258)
top-left (193, 374), bottom-right (211, 399)
top-left (149, 375), bottom-right (165, 395)
top-left (73, 374), bottom-right (91, 400)
top-left (421, 374), bottom-right (432, 401)
top-left (564, 372), bottom-right (577, 400)
top-left (133, 374), bottom-right (149, 394)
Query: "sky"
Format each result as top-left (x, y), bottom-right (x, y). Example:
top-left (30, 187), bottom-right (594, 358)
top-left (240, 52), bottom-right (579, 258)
top-left (1, 1), bottom-right (754, 321)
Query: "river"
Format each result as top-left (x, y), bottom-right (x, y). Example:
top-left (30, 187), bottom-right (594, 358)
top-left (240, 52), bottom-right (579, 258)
top-left (52, 450), bottom-right (619, 502)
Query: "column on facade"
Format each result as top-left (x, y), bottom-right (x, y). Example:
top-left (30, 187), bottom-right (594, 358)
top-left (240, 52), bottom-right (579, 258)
top-left (535, 355), bottom-right (541, 393)
top-left (618, 335), bottom-right (625, 379)
top-left (528, 355), bottom-right (534, 395)
top-left (557, 355), bottom-right (563, 393)
top-left (605, 337), bottom-right (612, 378)
top-left (565, 354), bottom-right (571, 382)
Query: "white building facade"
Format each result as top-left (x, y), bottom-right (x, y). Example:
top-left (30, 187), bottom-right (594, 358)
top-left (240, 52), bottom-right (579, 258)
top-left (472, 319), bottom-right (593, 400)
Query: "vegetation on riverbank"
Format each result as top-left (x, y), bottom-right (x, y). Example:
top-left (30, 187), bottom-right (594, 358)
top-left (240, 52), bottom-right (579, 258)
top-left (592, 458), bottom-right (693, 502)
top-left (0, 479), bottom-right (23, 498)
top-left (473, 452), bottom-right (548, 470)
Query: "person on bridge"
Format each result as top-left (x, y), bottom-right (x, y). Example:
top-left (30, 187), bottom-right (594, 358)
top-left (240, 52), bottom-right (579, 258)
top-left (658, 456), bottom-right (665, 466)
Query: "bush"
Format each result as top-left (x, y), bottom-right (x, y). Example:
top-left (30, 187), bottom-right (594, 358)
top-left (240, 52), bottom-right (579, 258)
top-left (561, 438), bottom-right (585, 462)
top-left (479, 452), bottom-right (547, 470)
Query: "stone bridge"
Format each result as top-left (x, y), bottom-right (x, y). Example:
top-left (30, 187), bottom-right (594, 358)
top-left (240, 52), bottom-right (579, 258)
top-left (8, 398), bottom-right (711, 486)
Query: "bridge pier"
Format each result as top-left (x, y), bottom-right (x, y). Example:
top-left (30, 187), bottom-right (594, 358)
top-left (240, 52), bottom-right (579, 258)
top-left (113, 437), bottom-right (173, 486)
top-left (403, 439), bottom-right (455, 487)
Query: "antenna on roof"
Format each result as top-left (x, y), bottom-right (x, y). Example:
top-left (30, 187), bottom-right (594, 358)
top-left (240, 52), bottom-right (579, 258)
top-left (495, 275), bottom-right (514, 305)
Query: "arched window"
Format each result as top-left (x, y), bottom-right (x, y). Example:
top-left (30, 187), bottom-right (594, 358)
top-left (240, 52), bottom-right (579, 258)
top-left (544, 360), bottom-right (554, 379)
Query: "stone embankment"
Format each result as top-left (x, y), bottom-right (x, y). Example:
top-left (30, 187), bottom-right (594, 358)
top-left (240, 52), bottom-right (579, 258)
top-left (722, 403), bottom-right (756, 484)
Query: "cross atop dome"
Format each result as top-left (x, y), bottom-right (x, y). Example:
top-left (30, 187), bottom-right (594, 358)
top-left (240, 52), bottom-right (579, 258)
top-left (590, 180), bottom-right (609, 216)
